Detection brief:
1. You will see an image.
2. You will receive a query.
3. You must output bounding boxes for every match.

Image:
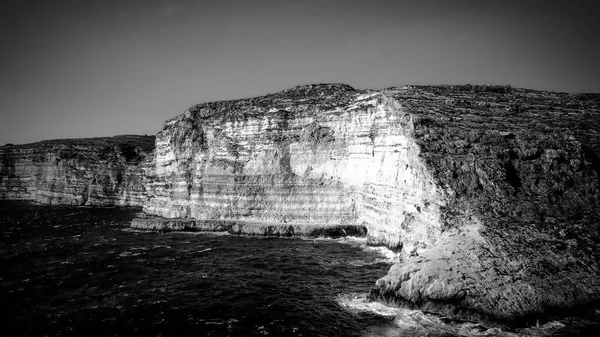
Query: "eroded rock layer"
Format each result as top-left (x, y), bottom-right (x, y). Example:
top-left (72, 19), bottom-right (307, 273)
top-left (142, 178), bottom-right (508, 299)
top-left (138, 84), bottom-right (600, 327)
top-left (0, 135), bottom-right (155, 206)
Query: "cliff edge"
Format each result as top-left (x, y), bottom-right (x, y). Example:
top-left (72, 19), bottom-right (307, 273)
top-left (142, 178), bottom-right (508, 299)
top-left (135, 84), bottom-right (600, 327)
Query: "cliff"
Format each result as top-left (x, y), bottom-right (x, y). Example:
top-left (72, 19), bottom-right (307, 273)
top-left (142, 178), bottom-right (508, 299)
top-left (371, 85), bottom-right (600, 327)
top-left (136, 84), bottom-right (444, 250)
top-left (0, 135), bottom-right (155, 206)
top-left (135, 84), bottom-right (600, 327)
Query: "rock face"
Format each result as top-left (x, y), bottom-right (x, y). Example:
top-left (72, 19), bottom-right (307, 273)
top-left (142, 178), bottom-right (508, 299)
top-left (138, 84), bottom-right (600, 327)
top-left (0, 135), bottom-right (155, 206)
top-left (141, 84), bottom-right (444, 253)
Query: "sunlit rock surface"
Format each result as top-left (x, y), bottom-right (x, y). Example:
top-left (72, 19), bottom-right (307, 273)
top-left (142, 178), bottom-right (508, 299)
top-left (137, 84), bottom-right (600, 327)
top-left (139, 84), bottom-right (445, 254)
top-left (0, 135), bottom-right (155, 206)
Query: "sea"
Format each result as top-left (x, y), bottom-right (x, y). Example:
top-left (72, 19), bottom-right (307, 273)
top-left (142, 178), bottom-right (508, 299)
top-left (1, 201), bottom-right (597, 337)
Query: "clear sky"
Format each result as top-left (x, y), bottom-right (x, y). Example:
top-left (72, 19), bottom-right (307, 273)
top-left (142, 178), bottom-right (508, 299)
top-left (1, 0), bottom-right (599, 145)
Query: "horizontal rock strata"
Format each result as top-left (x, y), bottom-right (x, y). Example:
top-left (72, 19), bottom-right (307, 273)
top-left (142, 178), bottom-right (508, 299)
top-left (0, 135), bottom-right (155, 206)
top-left (141, 84), bottom-right (444, 254)
top-left (137, 83), bottom-right (600, 327)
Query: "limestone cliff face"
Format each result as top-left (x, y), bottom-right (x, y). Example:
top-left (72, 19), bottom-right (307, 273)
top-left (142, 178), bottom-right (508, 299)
top-left (139, 84), bottom-right (600, 326)
top-left (0, 135), bottom-right (155, 206)
top-left (141, 84), bottom-right (445, 253)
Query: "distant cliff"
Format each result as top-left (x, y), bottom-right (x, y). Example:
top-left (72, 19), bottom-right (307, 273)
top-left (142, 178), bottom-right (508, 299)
top-left (0, 135), bottom-right (155, 206)
top-left (134, 84), bottom-right (600, 327)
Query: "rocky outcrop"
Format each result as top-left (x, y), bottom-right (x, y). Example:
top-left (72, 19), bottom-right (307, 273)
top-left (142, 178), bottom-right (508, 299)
top-left (370, 85), bottom-right (600, 327)
top-left (0, 135), bottom-right (155, 206)
top-left (137, 84), bottom-right (600, 327)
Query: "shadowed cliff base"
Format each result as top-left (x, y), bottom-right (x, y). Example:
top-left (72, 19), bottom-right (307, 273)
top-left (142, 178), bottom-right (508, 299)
top-left (131, 217), bottom-right (367, 239)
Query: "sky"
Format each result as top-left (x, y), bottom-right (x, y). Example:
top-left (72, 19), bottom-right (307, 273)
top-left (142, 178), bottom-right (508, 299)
top-left (1, 0), bottom-right (599, 145)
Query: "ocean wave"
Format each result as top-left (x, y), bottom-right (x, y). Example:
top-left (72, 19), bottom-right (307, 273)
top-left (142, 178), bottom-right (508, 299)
top-left (170, 230), bottom-right (231, 236)
top-left (304, 236), bottom-right (400, 265)
top-left (121, 228), bottom-right (149, 234)
top-left (336, 293), bottom-right (402, 317)
top-left (336, 293), bottom-right (518, 337)
top-left (300, 235), bottom-right (367, 243)
top-left (328, 237), bottom-right (401, 264)
top-left (118, 251), bottom-right (142, 257)
top-left (121, 228), bottom-right (231, 237)
top-left (361, 246), bottom-right (400, 264)
top-left (347, 259), bottom-right (390, 267)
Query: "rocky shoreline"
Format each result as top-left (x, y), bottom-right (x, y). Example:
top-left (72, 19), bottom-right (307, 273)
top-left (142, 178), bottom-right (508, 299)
top-left (131, 217), bottom-right (367, 238)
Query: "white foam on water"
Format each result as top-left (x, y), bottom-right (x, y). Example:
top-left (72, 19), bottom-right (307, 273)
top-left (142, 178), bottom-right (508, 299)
top-left (151, 245), bottom-right (172, 249)
top-left (348, 258), bottom-right (392, 267)
top-left (336, 292), bottom-right (403, 317)
top-left (121, 228), bottom-right (149, 234)
top-left (335, 237), bottom-right (401, 264)
top-left (336, 293), bottom-right (520, 337)
top-left (169, 230), bottom-right (230, 236)
top-left (302, 236), bottom-right (367, 244)
top-left (307, 236), bottom-right (400, 265)
top-left (361, 245), bottom-right (401, 264)
top-left (340, 236), bottom-right (369, 244)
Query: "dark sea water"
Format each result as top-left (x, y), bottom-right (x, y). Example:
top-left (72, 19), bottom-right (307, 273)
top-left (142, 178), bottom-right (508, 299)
top-left (0, 201), bottom-right (394, 336)
top-left (1, 201), bottom-right (597, 337)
